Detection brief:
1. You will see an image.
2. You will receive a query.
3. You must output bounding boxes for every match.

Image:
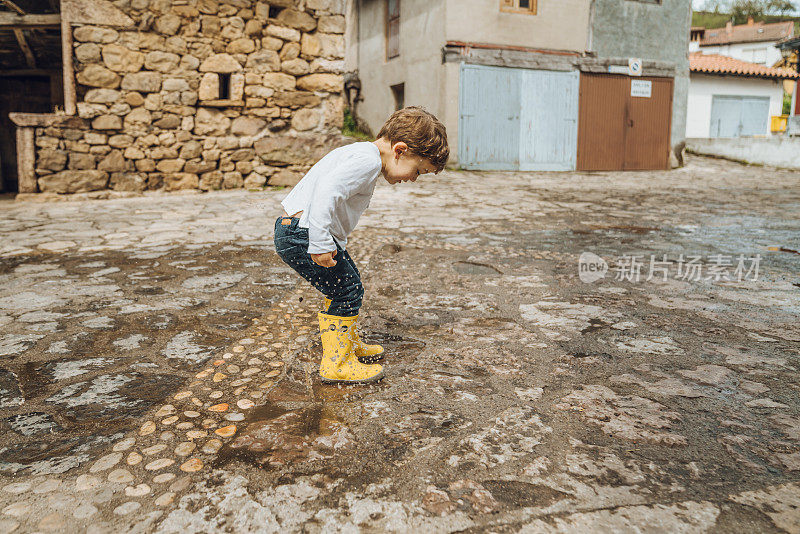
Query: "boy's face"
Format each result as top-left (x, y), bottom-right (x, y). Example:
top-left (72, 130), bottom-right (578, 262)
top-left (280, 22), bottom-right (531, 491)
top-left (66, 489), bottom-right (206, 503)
top-left (383, 142), bottom-right (437, 185)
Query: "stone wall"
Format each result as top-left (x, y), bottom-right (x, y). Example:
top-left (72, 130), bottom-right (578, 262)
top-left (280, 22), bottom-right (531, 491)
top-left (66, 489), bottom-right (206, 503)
top-left (33, 0), bottom-right (348, 195)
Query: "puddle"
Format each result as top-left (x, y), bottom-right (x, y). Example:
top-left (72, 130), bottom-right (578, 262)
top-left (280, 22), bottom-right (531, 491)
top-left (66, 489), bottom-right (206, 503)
top-left (363, 332), bottom-right (426, 356)
top-left (216, 403), bottom-right (352, 469)
top-left (312, 382), bottom-right (378, 403)
top-left (573, 224), bottom-right (660, 235)
top-left (481, 480), bottom-right (569, 507)
top-left (380, 244), bottom-right (403, 254)
top-left (215, 345), bottom-right (401, 470)
top-left (580, 318), bottom-right (608, 334)
top-left (452, 261), bottom-right (502, 275)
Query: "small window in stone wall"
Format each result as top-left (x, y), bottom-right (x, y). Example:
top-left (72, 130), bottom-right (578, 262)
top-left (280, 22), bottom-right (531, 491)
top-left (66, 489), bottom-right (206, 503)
top-left (219, 73), bottom-right (231, 100)
top-left (198, 72), bottom-right (244, 106)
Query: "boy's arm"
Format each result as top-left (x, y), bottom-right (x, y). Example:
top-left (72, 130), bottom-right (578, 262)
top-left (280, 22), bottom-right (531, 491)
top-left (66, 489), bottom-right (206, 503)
top-left (306, 153), bottom-right (379, 258)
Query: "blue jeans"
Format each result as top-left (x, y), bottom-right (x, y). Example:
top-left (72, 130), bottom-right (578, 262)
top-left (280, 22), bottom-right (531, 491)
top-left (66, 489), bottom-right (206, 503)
top-left (273, 216), bottom-right (363, 317)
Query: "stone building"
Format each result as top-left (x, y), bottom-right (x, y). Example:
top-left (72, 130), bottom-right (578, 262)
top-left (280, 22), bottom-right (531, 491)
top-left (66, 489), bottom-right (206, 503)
top-left (2, 0), bottom-right (347, 197)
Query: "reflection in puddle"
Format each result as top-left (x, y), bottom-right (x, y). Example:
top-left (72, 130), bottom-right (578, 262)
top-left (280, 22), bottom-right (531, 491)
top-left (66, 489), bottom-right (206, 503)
top-left (218, 403), bottom-right (352, 469)
top-left (216, 332), bottom-right (426, 470)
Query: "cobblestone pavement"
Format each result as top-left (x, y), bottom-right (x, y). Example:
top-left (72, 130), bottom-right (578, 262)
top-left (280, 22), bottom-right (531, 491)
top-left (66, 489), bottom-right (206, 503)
top-left (0, 155), bottom-right (798, 533)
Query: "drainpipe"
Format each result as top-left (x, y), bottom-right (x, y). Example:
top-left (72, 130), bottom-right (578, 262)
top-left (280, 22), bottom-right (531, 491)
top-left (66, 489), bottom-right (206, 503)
top-left (345, 0), bottom-right (368, 134)
top-left (356, 0), bottom-right (360, 73)
top-left (585, 0), bottom-right (596, 54)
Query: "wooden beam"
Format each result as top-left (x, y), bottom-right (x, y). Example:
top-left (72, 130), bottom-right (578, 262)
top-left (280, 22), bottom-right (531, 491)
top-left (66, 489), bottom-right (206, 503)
top-left (0, 0), bottom-right (26, 16)
top-left (15, 126), bottom-right (37, 194)
top-left (13, 29), bottom-right (36, 68)
top-left (0, 13), bottom-right (61, 28)
top-left (61, 10), bottom-right (76, 116)
top-left (0, 68), bottom-right (60, 76)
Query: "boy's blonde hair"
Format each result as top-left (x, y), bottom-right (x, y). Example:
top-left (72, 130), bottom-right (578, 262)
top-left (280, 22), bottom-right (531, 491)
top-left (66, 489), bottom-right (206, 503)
top-left (377, 106), bottom-right (449, 172)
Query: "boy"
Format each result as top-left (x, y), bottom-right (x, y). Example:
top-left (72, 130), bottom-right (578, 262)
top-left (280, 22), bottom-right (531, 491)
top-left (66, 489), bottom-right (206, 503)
top-left (273, 106), bottom-right (449, 385)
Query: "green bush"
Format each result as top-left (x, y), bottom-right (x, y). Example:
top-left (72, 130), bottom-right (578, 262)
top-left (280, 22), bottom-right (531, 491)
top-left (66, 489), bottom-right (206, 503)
top-left (342, 108), bottom-right (372, 140)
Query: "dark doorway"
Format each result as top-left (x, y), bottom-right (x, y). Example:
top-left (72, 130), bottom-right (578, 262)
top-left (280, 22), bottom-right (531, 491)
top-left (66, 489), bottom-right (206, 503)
top-left (0, 76), bottom-right (56, 193)
top-left (0, 1), bottom-right (63, 193)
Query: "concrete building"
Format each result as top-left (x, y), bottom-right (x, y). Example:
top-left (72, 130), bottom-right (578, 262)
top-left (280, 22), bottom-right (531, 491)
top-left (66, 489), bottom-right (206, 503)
top-left (1, 0), bottom-right (348, 197)
top-left (347, 0), bottom-right (692, 171)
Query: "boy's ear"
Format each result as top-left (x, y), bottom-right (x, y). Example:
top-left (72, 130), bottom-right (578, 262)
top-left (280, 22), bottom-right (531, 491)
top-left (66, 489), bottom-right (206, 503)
top-left (392, 142), bottom-right (408, 158)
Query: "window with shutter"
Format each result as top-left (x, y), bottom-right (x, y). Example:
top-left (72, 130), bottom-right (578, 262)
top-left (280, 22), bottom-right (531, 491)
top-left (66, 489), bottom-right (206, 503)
top-left (500, 0), bottom-right (536, 15)
top-left (387, 0), bottom-right (400, 59)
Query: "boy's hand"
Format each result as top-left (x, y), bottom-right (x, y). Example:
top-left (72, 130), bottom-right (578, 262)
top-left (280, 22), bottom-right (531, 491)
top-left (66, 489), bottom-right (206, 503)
top-left (311, 250), bottom-right (337, 268)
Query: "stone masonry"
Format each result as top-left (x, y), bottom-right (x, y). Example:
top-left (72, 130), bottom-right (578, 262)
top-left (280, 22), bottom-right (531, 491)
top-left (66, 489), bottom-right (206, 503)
top-left (31, 0), bottom-right (347, 196)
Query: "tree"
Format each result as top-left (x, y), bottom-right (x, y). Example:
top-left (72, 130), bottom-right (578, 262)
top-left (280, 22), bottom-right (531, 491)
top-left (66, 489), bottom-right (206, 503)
top-left (729, 0), bottom-right (797, 22)
top-left (698, 0), bottom-right (798, 18)
top-left (766, 0), bottom-right (797, 14)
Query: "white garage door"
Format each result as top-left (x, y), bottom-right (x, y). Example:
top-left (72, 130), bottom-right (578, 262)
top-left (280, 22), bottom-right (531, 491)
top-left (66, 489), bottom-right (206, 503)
top-left (710, 95), bottom-right (770, 137)
top-left (459, 64), bottom-right (579, 171)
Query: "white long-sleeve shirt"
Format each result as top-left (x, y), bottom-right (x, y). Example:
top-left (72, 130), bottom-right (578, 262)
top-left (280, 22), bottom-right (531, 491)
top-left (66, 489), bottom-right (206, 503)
top-left (280, 141), bottom-right (382, 254)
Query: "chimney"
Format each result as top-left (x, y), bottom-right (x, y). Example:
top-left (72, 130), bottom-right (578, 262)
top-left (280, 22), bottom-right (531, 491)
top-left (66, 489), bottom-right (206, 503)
top-left (747, 16), bottom-right (755, 26)
top-left (726, 20), bottom-right (733, 34)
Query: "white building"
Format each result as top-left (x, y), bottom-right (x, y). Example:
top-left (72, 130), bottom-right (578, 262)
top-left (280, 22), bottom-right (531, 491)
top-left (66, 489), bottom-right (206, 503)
top-left (693, 18), bottom-right (794, 66)
top-left (686, 52), bottom-right (798, 138)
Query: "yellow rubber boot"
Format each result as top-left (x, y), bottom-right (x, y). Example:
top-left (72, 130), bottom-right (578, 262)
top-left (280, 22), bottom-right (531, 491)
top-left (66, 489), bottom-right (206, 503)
top-left (324, 298), bottom-right (384, 363)
top-left (318, 312), bottom-right (384, 385)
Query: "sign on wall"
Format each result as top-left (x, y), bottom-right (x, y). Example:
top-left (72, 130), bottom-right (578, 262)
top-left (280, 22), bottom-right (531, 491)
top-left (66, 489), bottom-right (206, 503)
top-left (628, 58), bottom-right (643, 76)
top-left (631, 80), bottom-right (652, 98)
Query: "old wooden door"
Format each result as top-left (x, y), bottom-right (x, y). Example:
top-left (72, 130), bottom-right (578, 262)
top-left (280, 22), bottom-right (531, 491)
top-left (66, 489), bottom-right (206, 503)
top-left (577, 73), bottom-right (673, 171)
top-left (624, 77), bottom-right (674, 170)
top-left (576, 74), bottom-right (628, 171)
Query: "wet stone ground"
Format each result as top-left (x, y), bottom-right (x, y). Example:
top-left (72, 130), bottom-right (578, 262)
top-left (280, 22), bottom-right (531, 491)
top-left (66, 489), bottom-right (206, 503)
top-left (0, 155), bottom-right (798, 533)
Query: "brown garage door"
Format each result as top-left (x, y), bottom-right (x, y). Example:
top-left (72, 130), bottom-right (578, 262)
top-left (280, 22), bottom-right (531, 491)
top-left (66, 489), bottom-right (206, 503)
top-left (577, 73), bottom-right (673, 171)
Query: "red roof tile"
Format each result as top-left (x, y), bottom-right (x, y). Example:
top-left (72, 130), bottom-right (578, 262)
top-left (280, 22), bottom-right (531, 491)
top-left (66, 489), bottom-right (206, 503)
top-left (690, 52), bottom-right (799, 79)
top-left (700, 20), bottom-right (794, 46)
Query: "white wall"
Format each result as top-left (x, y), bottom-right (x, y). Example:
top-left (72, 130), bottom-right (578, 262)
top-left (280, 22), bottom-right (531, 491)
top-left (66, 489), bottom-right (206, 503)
top-left (445, 0), bottom-right (590, 52)
top-left (351, 0), bottom-right (446, 139)
top-left (700, 41), bottom-right (783, 67)
top-left (350, 0), bottom-right (592, 164)
top-left (687, 137), bottom-right (800, 168)
top-left (686, 73), bottom-right (784, 137)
